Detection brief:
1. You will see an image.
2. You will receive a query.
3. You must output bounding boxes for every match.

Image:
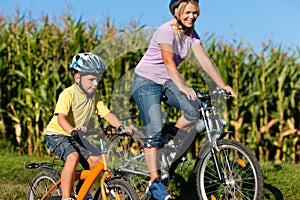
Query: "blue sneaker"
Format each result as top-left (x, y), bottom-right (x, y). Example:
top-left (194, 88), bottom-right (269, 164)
top-left (83, 192), bottom-right (93, 200)
top-left (146, 178), bottom-right (171, 200)
top-left (73, 186), bottom-right (93, 200)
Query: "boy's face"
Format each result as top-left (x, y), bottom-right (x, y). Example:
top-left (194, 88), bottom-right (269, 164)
top-left (75, 74), bottom-right (100, 94)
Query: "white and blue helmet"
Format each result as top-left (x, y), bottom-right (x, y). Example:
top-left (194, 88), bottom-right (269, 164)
top-left (70, 52), bottom-right (106, 74)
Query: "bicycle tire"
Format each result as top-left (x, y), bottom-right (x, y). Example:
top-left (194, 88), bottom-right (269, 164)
top-left (94, 178), bottom-right (139, 200)
top-left (27, 170), bottom-right (61, 200)
top-left (107, 134), bottom-right (151, 200)
top-left (195, 139), bottom-right (264, 200)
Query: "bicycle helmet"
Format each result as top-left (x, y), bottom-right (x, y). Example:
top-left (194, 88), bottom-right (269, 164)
top-left (169, 0), bottom-right (199, 15)
top-left (70, 52), bottom-right (106, 74)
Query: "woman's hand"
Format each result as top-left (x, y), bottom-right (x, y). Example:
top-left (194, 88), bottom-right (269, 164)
top-left (223, 85), bottom-right (236, 98)
top-left (180, 86), bottom-right (197, 101)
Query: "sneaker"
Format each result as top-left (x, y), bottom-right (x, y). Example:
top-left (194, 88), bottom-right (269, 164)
top-left (83, 192), bottom-right (93, 200)
top-left (73, 186), bottom-right (93, 200)
top-left (146, 178), bottom-right (171, 200)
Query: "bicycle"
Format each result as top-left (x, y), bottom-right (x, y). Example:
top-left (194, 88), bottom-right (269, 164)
top-left (25, 128), bottom-right (139, 200)
top-left (106, 88), bottom-right (264, 200)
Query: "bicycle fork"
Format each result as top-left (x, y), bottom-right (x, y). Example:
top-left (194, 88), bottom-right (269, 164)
top-left (201, 105), bottom-right (232, 185)
top-left (210, 139), bottom-right (234, 185)
top-left (99, 138), bottom-right (122, 200)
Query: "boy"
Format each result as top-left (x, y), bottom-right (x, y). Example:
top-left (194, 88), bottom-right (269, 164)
top-left (45, 52), bottom-right (131, 200)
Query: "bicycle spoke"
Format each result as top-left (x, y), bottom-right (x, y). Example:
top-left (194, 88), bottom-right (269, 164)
top-left (196, 140), bottom-right (263, 200)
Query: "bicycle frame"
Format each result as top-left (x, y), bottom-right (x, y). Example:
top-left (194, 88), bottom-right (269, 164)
top-left (196, 90), bottom-right (231, 183)
top-left (109, 88), bottom-right (264, 199)
top-left (28, 132), bottom-right (122, 200)
top-left (115, 88), bottom-right (233, 180)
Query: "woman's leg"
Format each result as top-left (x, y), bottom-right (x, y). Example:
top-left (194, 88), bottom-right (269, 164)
top-left (132, 75), bottom-right (164, 182)
top-left (164, 81), bottom-right (200, 131)
top-left (144, 147), bottom-right (159, 182)
top-left (175, 115), bottom-right (194, 131)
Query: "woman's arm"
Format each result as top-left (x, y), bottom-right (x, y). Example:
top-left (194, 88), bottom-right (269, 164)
top-left (192, 43), bottom-right (236, 96)
top-left (160, 43), bottom-right (197, 100)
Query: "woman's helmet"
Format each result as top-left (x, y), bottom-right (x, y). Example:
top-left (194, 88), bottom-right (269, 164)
top-left (70, 52), bottom-right (106, 74)
top-left (169, 0), bottom-right (199, 15)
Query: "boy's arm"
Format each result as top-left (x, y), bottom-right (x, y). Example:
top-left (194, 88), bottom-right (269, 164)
top-left (103, 112), bottom-right (122, 128)
top-left (103, 112), bottom-right (132, 133)
top-left (57, 113), bottom-right (74, 134)
top-left (57, 113), bottom-right (87, 133)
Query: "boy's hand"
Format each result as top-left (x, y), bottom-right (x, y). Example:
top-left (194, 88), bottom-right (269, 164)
top-left (118, 125), bottom-right (132, 134)
top-left (74, 126), bottom-right (87, 132)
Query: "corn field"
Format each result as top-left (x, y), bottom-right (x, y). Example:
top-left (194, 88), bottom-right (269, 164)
top-left (0, 13), bottom-right (299, 163)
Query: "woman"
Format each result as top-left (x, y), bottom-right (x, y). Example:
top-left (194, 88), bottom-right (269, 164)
top-left (132, 1), bottom-right (235, 199)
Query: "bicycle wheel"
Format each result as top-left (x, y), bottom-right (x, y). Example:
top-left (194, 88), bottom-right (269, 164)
top-left (195, 139), bottom-right (264, 200)
top-left (107, 134), bottom-right (151, 199)
top-left (94, 178), bottom-right (139, 200)
top-left (27, 170), bottom-right (61, 200)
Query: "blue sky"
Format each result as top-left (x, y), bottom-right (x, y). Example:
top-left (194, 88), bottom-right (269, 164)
top-left (1, 0), bottom-right (300, 52)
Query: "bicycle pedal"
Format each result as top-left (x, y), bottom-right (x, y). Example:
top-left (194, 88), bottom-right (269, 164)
top-left (44, 196), bottom-right (63, 200)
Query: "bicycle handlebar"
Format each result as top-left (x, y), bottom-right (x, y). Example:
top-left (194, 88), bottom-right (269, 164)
top-left (25, 161), bottom-right (63, 169)
top-left (195, 87), bottom-right (233, 100)
top-left (70, 126), bottom-right (130, 139)
top-left (119, 115), bottom-right (141, 121)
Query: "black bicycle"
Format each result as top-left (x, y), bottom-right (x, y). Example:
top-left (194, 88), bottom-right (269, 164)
top-left (107, 88), bottom-right (264, 200)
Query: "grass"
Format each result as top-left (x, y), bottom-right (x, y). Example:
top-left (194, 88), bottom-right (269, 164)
top-left (261, 162), bottom-right (300, 199)
top-left (0, 149), bottom-right (299, 199)
top-left (0, 150), bottom-right (57, 199)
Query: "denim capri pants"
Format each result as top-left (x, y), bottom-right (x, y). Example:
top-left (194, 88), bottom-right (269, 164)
top-left (132, 74), bottom-right (199, 148)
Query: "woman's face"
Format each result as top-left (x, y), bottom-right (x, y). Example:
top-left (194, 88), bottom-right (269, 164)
top-left (179, 3), bottom-right (199, 28)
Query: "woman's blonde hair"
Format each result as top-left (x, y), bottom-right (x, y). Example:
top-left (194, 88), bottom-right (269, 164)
top-left (171, 0), bottom-right (200, 39)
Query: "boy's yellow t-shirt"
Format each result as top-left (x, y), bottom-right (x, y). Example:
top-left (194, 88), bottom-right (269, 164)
top-left (46, 84), bottom-right (110, 136)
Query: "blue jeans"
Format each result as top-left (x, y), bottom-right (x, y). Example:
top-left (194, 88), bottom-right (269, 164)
top-left (132, 74), bottom-right (199, 148)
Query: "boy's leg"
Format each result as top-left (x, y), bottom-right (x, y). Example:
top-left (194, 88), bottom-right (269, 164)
top-left (61, 152), bottom-right (79, 199)
top-left (73, 142), bottom-right (101, 198)
top-left (46, 134), bottom-right (81, 199)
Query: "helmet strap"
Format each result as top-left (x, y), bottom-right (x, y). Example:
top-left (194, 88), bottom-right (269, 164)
top-left (75, 75), bottom-right (95, 99)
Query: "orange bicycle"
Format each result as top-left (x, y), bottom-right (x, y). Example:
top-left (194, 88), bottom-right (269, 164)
top-left (25, 127), bottom-right (138, 200)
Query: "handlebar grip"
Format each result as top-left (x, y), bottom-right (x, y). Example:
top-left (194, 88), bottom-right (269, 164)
top-left (25, 162), bottom-right (40, 169)
top-left (71, 130), bottom-right (80, 139)
top-left (105, 126), bottom-right (118, 135)
top-left (118, 125), bottom-right (126, 133)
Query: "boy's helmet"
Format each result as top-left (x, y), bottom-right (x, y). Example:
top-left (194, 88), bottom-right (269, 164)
top-left (70, 52), bottom-right (106, 74)
top-left (169, 0), bottom-right (199, 15)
